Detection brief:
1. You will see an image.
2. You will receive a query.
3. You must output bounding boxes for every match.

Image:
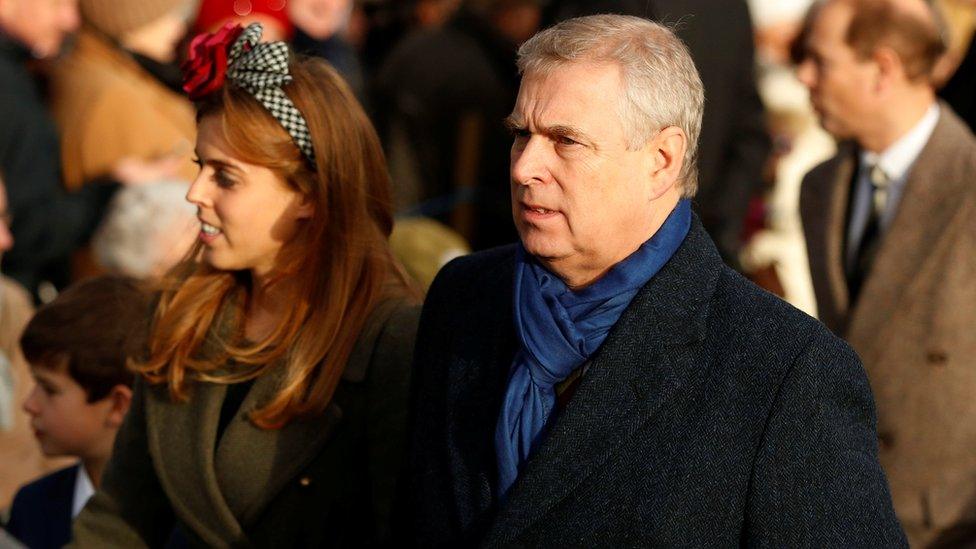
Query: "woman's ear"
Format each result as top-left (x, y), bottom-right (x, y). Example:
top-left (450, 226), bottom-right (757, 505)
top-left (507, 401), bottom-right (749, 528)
top-left (295, 193), bottom-right (315, 219)
top-left (646, 126), bottom-right (687, 199)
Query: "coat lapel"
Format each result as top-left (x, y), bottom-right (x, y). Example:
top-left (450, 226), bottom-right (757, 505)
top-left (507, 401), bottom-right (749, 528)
top-left (146, 381), bottom-right (246, 546)
top-left (146, 298), bottom-right (401, 540)
top-left (822, 149), bottom-right (856, 330)
top-left (214, 369), bottom-right (344, 526)
top-left (484, 220), bottom-right (720, 545)
top-left (846, 107), bottom-right (972, 358)
top-left (214, 298), bottom-right (401, 527)
top-left (445, 250), bottom-right (518, 534)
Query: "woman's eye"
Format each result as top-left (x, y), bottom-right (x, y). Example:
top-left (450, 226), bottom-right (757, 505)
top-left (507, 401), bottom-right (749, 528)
top-left (215, 170), bottom-right (236, 188)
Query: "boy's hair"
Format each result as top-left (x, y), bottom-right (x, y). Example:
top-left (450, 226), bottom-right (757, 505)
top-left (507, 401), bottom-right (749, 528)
top-left (20, 275), bottom-right (151, 402)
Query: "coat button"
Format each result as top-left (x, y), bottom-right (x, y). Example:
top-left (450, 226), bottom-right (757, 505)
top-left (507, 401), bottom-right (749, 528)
top-left (926, 351), bottom-right (948, 365)
top-left (299, 476), bottom-right (311, 487)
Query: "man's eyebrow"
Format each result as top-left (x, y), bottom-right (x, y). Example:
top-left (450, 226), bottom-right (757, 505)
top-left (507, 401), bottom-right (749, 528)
top-left (546, 124), bottom-right (590, 142)
top-left (503, 117), bottom-right (593, 143)
top-left (503, 115), bottom-right (524, 131)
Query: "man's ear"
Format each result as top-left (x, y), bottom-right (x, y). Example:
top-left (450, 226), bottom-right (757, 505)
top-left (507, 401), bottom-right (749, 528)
top-left (646, 126), bottom-right (687, 199)
top-left (104, 385), bottom-right (133, 428)
top-left (872, 46), bottom-right (903, 94)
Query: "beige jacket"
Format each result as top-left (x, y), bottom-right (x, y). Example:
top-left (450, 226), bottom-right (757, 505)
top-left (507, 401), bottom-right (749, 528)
top-left (800, 105), bottom-right (976, 548)
top-left (50, 29), bottom-right (197, 190)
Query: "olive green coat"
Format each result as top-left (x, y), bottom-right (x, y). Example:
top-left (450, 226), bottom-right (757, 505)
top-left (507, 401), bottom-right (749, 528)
top-left (70, 299), bottom-right (419, 548)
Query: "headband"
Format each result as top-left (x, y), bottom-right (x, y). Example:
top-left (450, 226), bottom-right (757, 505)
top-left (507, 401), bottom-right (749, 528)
top-left (182, 23), bottom-right (316, 166)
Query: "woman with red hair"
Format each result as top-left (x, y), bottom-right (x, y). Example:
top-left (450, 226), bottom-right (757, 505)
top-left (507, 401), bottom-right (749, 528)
top-left (70, 23), bottom-right (419, 546)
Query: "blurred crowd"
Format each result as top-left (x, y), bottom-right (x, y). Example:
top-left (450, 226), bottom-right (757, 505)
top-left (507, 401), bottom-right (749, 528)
top-left (1, 0), bottom-right (975, 546)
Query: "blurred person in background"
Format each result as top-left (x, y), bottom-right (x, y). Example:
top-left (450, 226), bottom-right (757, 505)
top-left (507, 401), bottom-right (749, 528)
top-left (544, 0), bottom-right (771, 270)
top-left (739, 0), bottom-right (830, 317)
top-left (797, 0), bottom-right (976, 545)
top-left (193, 0), bottom-right (293, 42)
top-left (0, 0), bottom-right (173, 301)
top-left (0, 175), bottom-right (70, 513)
top-left (49, 0), bottom-right (197, 191)
top-left (374, 0), bottom-right (541, 249)
top-left (938, 0), bottom-right (976, 130)
top-left (91, 181), bottom-right (198, 280)
top-left (289, 0), bottom-right (365, 100)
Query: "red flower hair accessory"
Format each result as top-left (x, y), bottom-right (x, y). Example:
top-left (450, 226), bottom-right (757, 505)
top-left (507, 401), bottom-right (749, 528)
top-left (182, 22), bottom-right (246, 101)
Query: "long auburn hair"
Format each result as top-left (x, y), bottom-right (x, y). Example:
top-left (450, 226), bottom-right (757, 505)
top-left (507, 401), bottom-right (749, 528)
top-left (133, 56), bottom-right (409, 429)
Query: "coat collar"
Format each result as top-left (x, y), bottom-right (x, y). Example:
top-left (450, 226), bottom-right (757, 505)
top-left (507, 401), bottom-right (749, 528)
top-left (482, 217), bottom-right (721, 545)
top-left (144, 298), bottom-right (402, 544)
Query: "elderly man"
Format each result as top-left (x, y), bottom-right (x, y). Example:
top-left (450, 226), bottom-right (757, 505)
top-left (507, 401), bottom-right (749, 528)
top-left (406, 14), bottom-right (905, 546)
top-left (797, 0), bottom-right (976, 545)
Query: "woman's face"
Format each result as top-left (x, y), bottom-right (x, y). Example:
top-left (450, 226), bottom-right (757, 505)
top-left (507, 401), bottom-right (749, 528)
top-left (187, 116), bottom-right (313, 279)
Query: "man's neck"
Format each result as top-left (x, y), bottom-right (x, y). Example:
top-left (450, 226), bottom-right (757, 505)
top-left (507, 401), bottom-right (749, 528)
top-left (859, 88), bottom-right (936, 153)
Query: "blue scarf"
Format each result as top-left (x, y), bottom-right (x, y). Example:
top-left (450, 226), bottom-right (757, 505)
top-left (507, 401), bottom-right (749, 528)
top-left (495, 199), bottom-right (691, 498)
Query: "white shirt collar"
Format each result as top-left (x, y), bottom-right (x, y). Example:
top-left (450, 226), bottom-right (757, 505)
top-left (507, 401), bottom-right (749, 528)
top-left (860, 102), bottom-right (940, 180)
top-left (72, 464), bottom-right (95, 518)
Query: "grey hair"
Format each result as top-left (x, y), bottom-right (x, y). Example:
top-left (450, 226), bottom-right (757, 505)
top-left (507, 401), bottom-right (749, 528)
top-left (92, 181), bottom-right (197, 279)
top-left (517, 14), bottom-right (705, 196)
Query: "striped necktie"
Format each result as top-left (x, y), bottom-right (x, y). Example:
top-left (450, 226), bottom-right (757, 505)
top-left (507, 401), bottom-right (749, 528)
top-left (849, 164), bottom-right (891, 301)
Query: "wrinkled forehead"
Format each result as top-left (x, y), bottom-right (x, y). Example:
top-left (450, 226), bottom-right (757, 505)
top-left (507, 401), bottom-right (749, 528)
top-left (513, 61), bottom-right (626, 118)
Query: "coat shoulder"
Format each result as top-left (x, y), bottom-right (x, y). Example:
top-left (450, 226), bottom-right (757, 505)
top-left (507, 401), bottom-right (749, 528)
top-left (711, 266), bottom-right (850, 370)
top-left (427, 244), bottom-right (516, 299)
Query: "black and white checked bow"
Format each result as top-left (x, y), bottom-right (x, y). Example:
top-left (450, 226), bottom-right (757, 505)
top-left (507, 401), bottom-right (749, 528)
top-left (226, 23), bottom-right (316, 165)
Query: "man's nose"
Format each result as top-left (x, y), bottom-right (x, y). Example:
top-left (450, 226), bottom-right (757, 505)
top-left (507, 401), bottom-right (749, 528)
top-left (510, 136), bottom-right (548, 187)
top-left (0, 220), bottom-right (13, 254)
top-left (797, 59), bottom-right (817, 89)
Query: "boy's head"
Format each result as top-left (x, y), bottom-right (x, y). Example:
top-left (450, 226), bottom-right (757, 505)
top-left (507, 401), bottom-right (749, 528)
top-left (20, 275), bottom-right (150, 459)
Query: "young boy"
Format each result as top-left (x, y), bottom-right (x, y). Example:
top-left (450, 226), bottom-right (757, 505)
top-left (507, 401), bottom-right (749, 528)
top-left (5, 276), bottom-right (150, 549)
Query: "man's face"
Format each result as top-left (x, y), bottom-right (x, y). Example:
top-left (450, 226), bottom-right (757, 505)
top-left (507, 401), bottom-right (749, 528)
top-left (797, 1), bottom-right (879, 140)
top-left (0, 0), bottom-right (79, 58)
top-left (508, 62), bottom-right (659, 285)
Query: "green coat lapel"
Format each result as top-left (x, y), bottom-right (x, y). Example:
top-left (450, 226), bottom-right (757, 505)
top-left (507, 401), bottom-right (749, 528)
top-left (214, 368), bottom-right (344, 526)
top-left (145, 381), bottom-right (246, 546)
top-left (145, 296), bottom-right (404, 540)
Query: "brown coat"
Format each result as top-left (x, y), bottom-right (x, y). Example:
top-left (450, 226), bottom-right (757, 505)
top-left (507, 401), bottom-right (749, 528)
top-left (50, 29), bottom-right (197, 190)
top-left (800, 105), bottom-right (976, 548)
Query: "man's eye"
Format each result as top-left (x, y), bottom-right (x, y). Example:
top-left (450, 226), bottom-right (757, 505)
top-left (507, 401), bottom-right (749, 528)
top-left (556, 135), bottom-right (579, 146)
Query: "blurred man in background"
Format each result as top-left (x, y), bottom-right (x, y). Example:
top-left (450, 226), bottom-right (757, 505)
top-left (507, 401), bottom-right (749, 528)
top-left (798, 0), bottom-right (976, 545)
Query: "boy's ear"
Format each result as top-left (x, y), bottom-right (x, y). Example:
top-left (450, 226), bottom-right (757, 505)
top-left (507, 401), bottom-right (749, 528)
top-left (105, 385), bottom-right (133, 428)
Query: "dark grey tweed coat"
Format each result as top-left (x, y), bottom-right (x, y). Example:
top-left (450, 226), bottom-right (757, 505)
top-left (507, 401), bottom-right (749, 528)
top-left (404, 217), bottom-right (906, 548)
